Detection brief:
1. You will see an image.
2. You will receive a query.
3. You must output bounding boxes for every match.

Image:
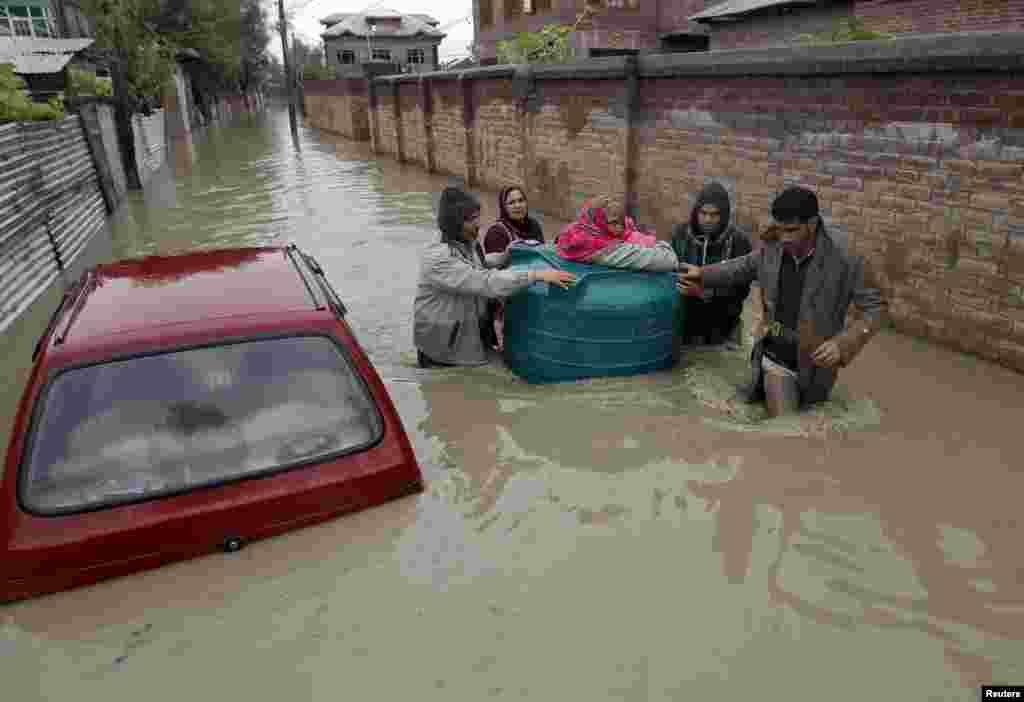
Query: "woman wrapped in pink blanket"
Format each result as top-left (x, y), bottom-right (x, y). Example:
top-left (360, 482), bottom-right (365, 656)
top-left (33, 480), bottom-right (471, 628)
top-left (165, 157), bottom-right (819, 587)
top-left (555, 197), bottom-right (678, 272)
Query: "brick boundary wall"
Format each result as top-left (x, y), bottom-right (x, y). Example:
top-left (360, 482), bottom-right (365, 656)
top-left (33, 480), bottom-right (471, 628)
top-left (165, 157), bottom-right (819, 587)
top-left (305, 33), bottom-right (1024, 372)
top-left (855, 0), bottom-right (1024, 35)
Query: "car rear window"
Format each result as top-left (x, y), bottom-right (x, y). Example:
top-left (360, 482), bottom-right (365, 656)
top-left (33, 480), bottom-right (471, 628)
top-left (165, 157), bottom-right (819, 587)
top-left (21, 335), bottom-right (383, 514)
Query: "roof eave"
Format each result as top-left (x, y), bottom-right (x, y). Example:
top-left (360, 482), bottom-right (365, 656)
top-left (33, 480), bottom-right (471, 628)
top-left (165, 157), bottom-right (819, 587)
top-left (688, 0), bottom-right (819, 22)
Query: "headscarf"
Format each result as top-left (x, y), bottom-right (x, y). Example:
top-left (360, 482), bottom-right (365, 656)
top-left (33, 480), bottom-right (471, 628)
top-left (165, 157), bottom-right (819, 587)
top-left (556, 198), bottom-right (655, 263)
top-left (496, 186), bottom-right (544, 243)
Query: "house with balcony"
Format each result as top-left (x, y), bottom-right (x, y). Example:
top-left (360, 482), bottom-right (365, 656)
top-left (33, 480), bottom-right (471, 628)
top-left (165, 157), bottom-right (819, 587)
top-left (472, 0), bottom-right (710, 64)
top-left (319, 8), bottom-right (445, 76)
top-left (0, 0), bottom-right (96, 100)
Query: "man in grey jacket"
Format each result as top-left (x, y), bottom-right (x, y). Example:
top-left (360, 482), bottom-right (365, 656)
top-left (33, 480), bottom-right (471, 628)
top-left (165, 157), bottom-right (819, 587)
top-left (679, 186), bottom-right (885, 416)
top-left (414, 187), bottom-right (576, 367)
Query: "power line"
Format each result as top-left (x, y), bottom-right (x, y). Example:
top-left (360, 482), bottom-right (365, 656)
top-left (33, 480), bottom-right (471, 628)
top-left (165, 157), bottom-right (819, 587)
top-left (435, 13), bottom-right (471, 33)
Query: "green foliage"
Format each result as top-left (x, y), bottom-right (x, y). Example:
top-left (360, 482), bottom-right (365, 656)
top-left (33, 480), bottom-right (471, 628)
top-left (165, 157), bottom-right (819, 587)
top-left (178, 0), bottom-right (244, 86)
top-left (302, 63), bottom-right (337, 81)
top-left (67, 66), bottom-right (114, 98)
top-left (81, 0), bottom-right (175, 107)
top-left (80, 0), bottom-right (274, 112)
top-left (496, 24), bottom-right (575, 64)
top-left (0, 64), bottom-right (66, 123)
top-left (795, 17), bottom-right (891, 45)
top-left (240, 0), bottom-right (272, 91)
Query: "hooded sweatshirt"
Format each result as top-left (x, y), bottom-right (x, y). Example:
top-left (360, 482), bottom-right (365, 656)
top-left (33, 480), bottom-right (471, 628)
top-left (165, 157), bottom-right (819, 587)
top-left (671, 182), bottom-right (753, 314)
top-left (482, 187), bottom-right (545, 255)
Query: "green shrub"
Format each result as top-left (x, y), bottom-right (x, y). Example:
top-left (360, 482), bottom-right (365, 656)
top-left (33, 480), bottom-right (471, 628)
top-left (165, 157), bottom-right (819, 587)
top-left (302, 63), bottom-right (337, 81)
top-left (795, 17), bottom-right (891, 46)
top-left (0, 64), bottom-right (66, 123)
top-left (497, 24), bottom-right (575, 64)
top-left (68, 66), bottom-right (114, 98)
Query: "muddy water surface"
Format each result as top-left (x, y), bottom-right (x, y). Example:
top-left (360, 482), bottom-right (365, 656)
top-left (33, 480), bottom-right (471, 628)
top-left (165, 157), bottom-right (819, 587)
top-left (1, 108), bottom-right (1022, 701)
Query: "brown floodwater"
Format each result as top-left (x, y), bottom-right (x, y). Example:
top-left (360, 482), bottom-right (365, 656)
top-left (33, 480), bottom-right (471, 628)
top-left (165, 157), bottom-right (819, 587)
top-left (1, 107), bottom-right (1021, 701)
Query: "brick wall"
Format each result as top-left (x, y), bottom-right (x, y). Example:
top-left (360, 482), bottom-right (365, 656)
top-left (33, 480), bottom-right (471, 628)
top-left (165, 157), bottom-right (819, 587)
top-left (855, 0), bottom-right (1024, 34)
top-left (635, 72), bottom-right (1024, 369)
top-left (472, 79), bottom-right (523, 192)
top-left (527, 79), bottom-right (627, 221)
top-left (399, 83), bottom-right (426, 168)
top-left (708, 1), bottom-right (855, 50)
top-left (475, 0), bottom-right (665, 61)
top-left (303, 35), bottom-right (1024, 372)
top-left (430, 81), bottom-right (467, 180)
top-left (304, 80), bottom-right (370, 141)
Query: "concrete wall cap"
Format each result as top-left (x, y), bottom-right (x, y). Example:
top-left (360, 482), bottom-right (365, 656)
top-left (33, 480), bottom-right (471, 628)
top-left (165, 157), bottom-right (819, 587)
top-left (638, 31), bottom-right (1024, 76)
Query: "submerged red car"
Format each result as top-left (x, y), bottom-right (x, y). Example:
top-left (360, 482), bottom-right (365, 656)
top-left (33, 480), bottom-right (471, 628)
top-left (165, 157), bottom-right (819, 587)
top-left (1, 244), bottom-right (423, 603)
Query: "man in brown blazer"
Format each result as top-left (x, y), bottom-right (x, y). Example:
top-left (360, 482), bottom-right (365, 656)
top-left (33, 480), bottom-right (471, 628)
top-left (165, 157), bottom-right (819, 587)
top-left (679, 186), bottom-right (886, 416)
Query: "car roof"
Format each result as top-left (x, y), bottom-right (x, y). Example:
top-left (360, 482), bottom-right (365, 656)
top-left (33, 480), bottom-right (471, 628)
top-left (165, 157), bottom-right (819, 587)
top-left (48, 247), bottom-right (334, 355)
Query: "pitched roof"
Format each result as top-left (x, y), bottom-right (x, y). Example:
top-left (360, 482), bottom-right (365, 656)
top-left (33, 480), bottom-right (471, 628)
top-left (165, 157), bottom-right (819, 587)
top-left (321, 8), bottom-right (445, 39)
top-left (319, 12), bottom-right (353, 26)
top-left (0, 38), bottom-right (94, 74)
top-left (320, 11), bottom-right (438, 27)
top-left (689, 0), bottom-right (818, 22)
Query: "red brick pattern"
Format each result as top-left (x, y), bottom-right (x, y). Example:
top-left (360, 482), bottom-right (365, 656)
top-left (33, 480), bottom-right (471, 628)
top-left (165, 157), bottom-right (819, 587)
top-left (526, 81), bottom-right (627, 221)
top-left (304, 94), bottom-right (369, 141)
top-left (474, 97), bottom-right (523, 192)
top-left (430, 83), bottom-right (466, 179)
top-left (475, 1), bottom-right (667, 62)
top-left (855, 0), bottom-right (1024, 35)
top-left (399, 83), bottom-right (426, 168)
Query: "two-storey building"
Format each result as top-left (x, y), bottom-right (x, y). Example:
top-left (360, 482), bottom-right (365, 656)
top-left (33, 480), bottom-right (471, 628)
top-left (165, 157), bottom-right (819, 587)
top-left (320, 8), bottom-right (445, 76)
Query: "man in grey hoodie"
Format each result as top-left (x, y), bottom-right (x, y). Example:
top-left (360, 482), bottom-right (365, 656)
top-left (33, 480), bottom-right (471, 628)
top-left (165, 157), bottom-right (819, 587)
top-left (413, 187), bottom-right (576, 367)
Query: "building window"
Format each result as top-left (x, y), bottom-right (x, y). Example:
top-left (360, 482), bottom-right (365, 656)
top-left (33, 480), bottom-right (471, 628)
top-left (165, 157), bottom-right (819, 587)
top-left (479, 0), bottom-right (493, 28)
top-left (371, 48), bottom-right (391, 61)
top-left (0, 5), bottom-right (57, 37)
top-left (339, 50), bottom-right (356, 64)
top-left (407, 48), bottom-right (424, 64)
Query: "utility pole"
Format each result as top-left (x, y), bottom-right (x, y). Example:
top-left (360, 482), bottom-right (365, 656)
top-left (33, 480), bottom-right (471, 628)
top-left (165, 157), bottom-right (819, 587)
top-left (277, 0), bottom-right (298, 138)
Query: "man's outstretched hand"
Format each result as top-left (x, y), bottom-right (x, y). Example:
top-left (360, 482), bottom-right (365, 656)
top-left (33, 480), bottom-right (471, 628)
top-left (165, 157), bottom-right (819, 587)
top-left (677, 264), bottom-right (704, 295)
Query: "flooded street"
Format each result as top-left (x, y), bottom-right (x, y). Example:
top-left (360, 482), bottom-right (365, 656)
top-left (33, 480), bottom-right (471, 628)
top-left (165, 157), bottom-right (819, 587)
top-left (2, 107), bottom-right (1022, 700)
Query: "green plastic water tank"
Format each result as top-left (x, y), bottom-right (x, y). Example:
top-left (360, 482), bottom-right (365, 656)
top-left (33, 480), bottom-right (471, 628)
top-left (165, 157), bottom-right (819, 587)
top-left (503, 243), bottom-right (683, 384)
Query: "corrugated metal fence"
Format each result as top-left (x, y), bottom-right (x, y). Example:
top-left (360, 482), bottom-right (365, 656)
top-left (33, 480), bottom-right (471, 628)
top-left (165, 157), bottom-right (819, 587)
top-left (0, 116), bottom-right (107, 334)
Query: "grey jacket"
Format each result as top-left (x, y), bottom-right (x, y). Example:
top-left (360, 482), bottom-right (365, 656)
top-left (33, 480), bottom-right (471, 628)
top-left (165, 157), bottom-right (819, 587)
top-left (590, 240), bottom-right (679, 272)
top-left (414, 240), bottom-right (534, 366)
top-left (702, 225), bottom-right (886, 405)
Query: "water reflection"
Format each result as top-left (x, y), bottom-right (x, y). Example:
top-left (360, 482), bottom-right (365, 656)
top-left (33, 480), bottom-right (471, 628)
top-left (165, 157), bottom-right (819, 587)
top-left (688, 434), bottom-right (1024, 689)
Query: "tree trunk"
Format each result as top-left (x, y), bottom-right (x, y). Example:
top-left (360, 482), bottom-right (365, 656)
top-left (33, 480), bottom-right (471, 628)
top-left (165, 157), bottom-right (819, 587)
top-left (112, 50), bottom-right (142, 190)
